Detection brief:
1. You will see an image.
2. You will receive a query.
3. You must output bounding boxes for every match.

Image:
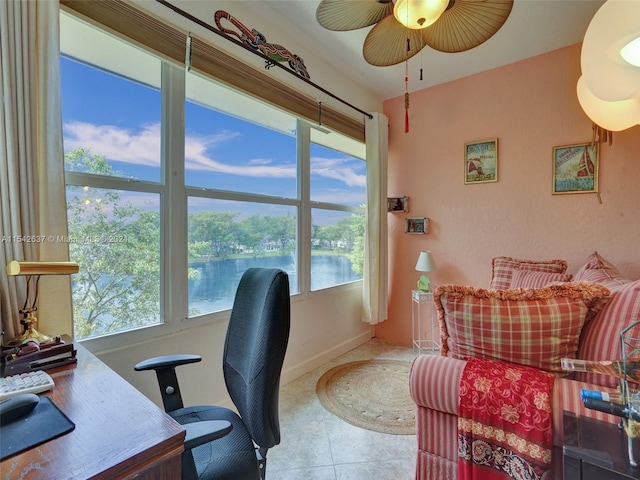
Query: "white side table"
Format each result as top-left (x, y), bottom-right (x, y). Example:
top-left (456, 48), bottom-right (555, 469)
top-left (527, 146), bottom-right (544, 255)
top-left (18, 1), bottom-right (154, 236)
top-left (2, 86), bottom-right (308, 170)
top-left (412, 290), bottom-right (440, 354)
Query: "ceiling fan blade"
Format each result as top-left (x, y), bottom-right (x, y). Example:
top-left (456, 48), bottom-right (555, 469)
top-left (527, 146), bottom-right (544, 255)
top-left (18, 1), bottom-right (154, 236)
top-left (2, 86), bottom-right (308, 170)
top-left (363, 15), bottom-right (426, 66)
top-left (422, 0), bottom-right (514, 53)
top-left (316, 0), bottom-right (394, 31)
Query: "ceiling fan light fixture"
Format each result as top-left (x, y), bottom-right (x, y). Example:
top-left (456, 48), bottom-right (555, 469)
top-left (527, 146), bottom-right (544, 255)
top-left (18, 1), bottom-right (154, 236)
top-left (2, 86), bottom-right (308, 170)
top-left (577, 0), bottom-right (640, 132)
top-left (620, 36), bottom-right (640, 67)
top-left (393, 0), bottom-right (449, 30)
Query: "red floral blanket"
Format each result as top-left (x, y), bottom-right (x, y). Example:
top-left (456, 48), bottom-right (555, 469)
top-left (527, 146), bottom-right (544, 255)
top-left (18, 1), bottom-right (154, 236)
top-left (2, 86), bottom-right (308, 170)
top-left (458, 358), bottom-right (555, 480)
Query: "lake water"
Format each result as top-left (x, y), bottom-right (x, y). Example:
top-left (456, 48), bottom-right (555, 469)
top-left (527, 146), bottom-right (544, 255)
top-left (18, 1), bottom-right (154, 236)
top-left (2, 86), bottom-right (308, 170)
top-left (189, 255), bottom-right (361, 315)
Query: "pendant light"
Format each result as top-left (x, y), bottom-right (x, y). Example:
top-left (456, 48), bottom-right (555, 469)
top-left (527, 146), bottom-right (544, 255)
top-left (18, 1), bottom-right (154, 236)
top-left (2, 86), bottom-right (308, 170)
top-left (393, 0), bottom-right (449, 30)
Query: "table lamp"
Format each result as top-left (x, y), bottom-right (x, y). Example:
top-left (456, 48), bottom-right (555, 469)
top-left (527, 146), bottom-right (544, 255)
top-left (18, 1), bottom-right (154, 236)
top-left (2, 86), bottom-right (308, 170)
top-left (415, 251), bottom-right (436, 292)
top-left (6, 261), bottom-right (79, 345)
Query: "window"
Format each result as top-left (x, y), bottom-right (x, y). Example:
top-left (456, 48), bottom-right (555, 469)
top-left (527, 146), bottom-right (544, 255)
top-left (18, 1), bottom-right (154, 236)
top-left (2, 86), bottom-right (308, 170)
top-left (310, 142), bottom-right (366, 291)
top-left (184, 74), bottom-right (302, 318)
top-left (61, 14), bottom-right (164, 340)
top-left (187, 198), bottom-right (298, 317)
top-left (61, 11), bottom-right (365, 341)
top-left (184, 74), bottom-right (298, 197)
top-left (65, 184), bottom-right (161, 338)
top-left (311, 209), bottom-right (364, 291)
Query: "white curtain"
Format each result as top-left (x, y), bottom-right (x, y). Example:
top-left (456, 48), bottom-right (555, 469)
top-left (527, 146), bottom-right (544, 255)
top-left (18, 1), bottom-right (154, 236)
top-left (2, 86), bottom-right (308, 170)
top-left (362, 112), bottom-right (389, 324)
top-left (0, 0), bottom-right (72, 342)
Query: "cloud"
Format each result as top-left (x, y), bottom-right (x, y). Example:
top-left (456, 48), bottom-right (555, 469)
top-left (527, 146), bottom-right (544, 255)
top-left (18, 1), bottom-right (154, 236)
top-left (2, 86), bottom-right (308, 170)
top-left (310, 189), bottom-right (366, 205)
top-left (183, 133), bottom-right (296, 177)
top-left (64, 121), bottom-right (162, 167)
top-left (248, 158), bottom-right (274, 166)
top-left (311, 156), bottom-right (366, 188)
top-left (63, 121), bottom-right (365, 186)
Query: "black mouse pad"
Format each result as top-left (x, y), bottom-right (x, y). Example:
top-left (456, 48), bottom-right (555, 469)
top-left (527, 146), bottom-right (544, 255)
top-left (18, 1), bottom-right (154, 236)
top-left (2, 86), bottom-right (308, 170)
top-left (0, 396), bottom-right (75, 460)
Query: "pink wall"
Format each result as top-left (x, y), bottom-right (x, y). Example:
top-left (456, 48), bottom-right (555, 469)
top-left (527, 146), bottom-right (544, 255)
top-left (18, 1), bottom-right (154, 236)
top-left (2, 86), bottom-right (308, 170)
top-left (377, 44), bottom-right (640, 346)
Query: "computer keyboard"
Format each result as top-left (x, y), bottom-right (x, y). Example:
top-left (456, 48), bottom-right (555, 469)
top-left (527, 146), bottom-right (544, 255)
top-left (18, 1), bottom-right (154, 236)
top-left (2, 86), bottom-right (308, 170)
top-left (0, 370), bottom-right (55, 400)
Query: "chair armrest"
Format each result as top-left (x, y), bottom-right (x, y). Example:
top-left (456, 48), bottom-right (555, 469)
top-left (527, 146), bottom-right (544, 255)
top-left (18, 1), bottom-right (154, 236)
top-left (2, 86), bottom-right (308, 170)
top-left (134, 354), bottom-right (202, 371)
top-left (184, 420), bottom-right (233, 451)
top-left (134, 354), bottom-right (202, 413)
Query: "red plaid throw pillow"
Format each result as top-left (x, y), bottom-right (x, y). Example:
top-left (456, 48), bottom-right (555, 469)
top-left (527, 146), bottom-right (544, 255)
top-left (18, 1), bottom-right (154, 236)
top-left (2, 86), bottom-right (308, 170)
top-left (490, 256), bottom-right (568, 290)
top-left (435, 283), bottom-right (610, 375)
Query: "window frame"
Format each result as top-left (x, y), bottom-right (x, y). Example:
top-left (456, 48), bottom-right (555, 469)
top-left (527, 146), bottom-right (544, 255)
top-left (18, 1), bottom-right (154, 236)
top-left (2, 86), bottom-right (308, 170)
top-left (61, 13), bottom-right (366, 352)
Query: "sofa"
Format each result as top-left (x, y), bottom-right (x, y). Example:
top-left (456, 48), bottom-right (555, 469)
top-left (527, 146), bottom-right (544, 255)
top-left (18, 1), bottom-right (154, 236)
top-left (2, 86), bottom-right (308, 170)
top-left (409, 252), bottom-right (640, 480)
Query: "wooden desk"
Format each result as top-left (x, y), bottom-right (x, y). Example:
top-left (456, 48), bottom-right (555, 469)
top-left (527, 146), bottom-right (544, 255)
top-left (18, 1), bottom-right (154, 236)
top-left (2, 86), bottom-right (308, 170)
top-left (1, 343), bottom-right (184, 479)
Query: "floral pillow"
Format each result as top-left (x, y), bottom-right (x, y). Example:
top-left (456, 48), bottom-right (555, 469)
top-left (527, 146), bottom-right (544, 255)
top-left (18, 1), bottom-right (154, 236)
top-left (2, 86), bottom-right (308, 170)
top-left (490, 256), bottom-right (568, 290)
top-left (435, 283), bottom-right (610, 375)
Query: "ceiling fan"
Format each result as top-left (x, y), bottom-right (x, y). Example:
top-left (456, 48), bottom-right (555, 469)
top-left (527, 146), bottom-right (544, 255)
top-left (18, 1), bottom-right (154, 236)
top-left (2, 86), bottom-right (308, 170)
top-left (316, 0), bottom-right (514, 67)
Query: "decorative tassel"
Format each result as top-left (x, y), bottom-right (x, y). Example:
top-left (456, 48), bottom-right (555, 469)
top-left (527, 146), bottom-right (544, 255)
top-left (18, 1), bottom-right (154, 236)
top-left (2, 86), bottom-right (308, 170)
top-left (404, 91), bottom-right (409, 133)
top-left (404, 37), bottom-right (410, 133)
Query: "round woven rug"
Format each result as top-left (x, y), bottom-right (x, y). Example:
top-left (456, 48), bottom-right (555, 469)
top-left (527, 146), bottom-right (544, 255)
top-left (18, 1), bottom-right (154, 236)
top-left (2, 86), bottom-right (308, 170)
top-left (316, 359), bottom-right (415, 435)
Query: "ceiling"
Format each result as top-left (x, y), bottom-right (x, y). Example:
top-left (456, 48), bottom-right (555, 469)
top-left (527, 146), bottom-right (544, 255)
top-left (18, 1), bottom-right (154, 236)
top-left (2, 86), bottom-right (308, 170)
top-left (244, 0), bottom-right (605, 101)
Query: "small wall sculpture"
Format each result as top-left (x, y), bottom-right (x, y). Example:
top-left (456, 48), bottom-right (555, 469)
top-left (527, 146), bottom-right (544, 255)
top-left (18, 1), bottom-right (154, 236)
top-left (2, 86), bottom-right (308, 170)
top-left (214, 10), bottom-right (311, 79)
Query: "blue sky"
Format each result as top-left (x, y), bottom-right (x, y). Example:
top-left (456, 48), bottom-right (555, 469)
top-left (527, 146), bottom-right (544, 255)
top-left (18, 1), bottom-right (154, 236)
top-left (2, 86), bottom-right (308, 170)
top-left (60, 56), bottom-right (365, 208)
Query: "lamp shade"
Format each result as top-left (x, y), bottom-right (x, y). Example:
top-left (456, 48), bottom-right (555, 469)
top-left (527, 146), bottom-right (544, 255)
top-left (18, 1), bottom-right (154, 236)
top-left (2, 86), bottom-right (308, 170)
top-left (393, 0), bottom-right (449, 30)
top-left (7, 261), bottom-right (79, 276)
top-left (415, 251), bottom-right (436, 272)
top-left (577, 0), bottom-right (640, 131)
top-left (577, 77), bottom-right (640, 132)
top-left (581, 0), bottom-right (640, 102)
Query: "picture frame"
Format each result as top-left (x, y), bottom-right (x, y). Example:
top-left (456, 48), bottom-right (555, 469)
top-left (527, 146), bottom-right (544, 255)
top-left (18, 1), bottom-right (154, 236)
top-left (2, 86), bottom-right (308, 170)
top-left (552, 142), bottom-right (599, 194)
top-left (387, 196), bottom-right (409, 213)
top-left (405, 217), bottom-right (428, 234)
top-left (465, 138), bottom-right (498, 184)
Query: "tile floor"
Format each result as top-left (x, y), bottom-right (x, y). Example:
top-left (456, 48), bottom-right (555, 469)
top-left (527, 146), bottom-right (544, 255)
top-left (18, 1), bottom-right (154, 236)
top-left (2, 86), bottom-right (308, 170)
top-left (267, 338), bottom-right (418, 480)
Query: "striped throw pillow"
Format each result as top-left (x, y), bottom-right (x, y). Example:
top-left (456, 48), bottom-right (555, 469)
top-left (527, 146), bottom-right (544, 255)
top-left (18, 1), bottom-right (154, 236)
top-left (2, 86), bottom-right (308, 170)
top-left (575, 280), bottom-right (640, 387)
top-left (435, 283), bottom-right (610, 375)
top-left (573, 251), bottom-right (631, 290)
top-left (490, 256), bottom-right (568, 290)
top-left (510, 269), bottom-right (573, 288)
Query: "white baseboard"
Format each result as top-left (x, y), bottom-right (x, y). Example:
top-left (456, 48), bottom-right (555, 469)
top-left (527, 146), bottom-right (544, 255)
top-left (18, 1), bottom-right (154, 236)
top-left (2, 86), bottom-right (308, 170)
top-left (280, 329), bottom-right (374, 385)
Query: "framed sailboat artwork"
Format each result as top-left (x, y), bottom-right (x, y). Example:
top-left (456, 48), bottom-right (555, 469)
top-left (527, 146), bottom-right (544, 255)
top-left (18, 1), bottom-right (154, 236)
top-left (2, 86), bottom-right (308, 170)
top-left (465, 139), bottom-right (498, 184)
top-left (552, 142), bottom-right (599, 194)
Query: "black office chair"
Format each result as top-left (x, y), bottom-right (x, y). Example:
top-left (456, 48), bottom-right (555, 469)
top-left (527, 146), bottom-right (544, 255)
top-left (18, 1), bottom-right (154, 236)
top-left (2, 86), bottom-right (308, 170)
top-left (135, 268), bottom-right (291, 480)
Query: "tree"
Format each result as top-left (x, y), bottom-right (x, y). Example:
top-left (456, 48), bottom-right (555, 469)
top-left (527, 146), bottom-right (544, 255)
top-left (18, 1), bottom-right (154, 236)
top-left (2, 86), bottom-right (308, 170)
top-left (237, 215), bottom-right (268, 255)
top-left (189, 211), bottom-right (239, 259)
top-left (315, 223), bottom-right (340, 250)
top-left (313, 213), bottom-right (362, 254)
top-left (66, 148), bottom-right (161, 339)
top-left (335, 215), bottom-right (358, 251)
top-left (266, 213), bottom-right (296, 252)
top-left (347, 213), bottom-right (365, 275)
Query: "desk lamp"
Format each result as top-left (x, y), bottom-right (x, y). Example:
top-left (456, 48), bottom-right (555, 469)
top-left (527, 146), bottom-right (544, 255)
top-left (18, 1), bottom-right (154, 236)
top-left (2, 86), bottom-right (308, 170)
top-left (415, 251), bottom-right (436, 292)
top-left (6, 261), bottom-right (79, 345)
